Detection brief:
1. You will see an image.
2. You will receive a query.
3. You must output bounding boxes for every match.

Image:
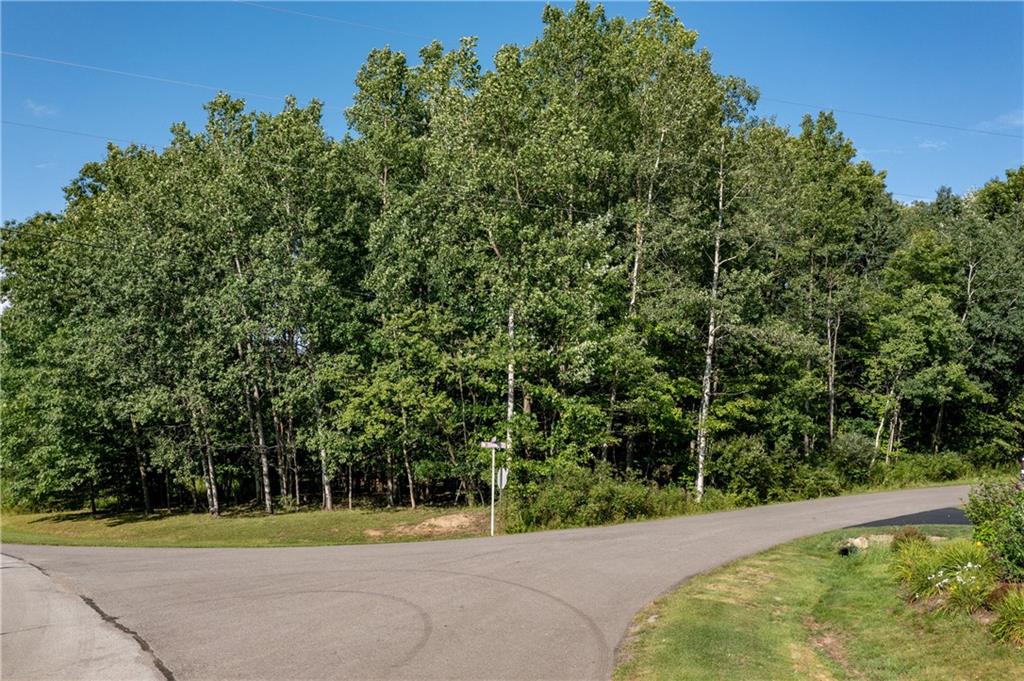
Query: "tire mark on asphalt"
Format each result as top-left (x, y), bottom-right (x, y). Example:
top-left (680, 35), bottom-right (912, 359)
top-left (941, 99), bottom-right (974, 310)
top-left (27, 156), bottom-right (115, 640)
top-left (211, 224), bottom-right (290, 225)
top-left (289, 589), bottom-right (434, 669)
top-left (1, 551), bottom-right (176, 681)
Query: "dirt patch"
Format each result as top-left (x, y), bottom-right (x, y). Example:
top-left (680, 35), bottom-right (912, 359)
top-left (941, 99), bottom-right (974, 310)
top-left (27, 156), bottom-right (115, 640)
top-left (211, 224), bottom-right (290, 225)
top-left (363, 529), bottom-right (385, 539)
top-left (694, 563), bottom-right (775, 608)
top-left (973, 609), bottom-right (998, 626)
top-left (789, 641), bottom-right (839, 681)
top-left (805, 616), bottom-right (864, 680)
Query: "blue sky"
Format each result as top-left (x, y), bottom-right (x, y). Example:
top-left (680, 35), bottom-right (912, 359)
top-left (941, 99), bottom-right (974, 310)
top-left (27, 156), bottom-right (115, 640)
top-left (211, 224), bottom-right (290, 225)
top-left (2, 1), bottom-right (1022, 222)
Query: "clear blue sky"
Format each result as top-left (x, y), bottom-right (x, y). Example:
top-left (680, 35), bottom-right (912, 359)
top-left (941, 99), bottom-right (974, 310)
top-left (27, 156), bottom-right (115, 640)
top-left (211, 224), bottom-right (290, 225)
top-left (2, 1), bottom-right (1022, 222)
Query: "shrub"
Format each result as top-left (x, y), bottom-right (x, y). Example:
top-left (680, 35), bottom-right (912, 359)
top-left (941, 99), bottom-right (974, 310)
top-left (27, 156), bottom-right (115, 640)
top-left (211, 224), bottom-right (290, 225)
top-left (712, 436), bottom-right (798, 504)
top-left (892, 538), bottom-right (998, 610)
top-left (695, 487), bottom-right (735, 512)
top-left (891, 526), bottom-right (928, 553)
top-left (965, 480), bottom-right (1019, 527)
top-left (828, 431), bottom-right (876, 485)
top-left (892, 539), bottom-right (940, 599)
top-left (927, 540), bottom-right (998, 613)
top-left (504, 461), bottom-right (707, 531)
top-left (992, 589), bottom-right (1024, 646)
top-left (883, 453), bottom-right (970, 486)
top-left (794, 466), bottom-right (844, 499)
top-left (966, 482), bottom-right (1024, 581)
top-left (990, 493), bottom-right (1024, 581)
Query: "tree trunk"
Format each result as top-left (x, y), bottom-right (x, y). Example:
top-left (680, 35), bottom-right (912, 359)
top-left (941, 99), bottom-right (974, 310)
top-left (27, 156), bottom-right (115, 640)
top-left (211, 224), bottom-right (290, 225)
top-left (251, 382), bottom-right (273, 514)
top-left (826, 313), bottom-right (841, 444)
top-left (506, 305), bottom-right (515, 454)
top-left (319, 445), bottom-right (332, 511)
top-left (885, 401), bottom-right (901, 464)
top-left (401, 408), bottom-right (417, 509)
top-left (385, 450), bottom-right (395, 507)
top-left (288, 415), bottom-right (300, 502)
top-left (272, 408), bottom-right (289, 501)
top-left (695, 140), bottom-right (726, 502)
top-left (933, 402), bottom-right (945, 454)
top-left (203, 432), bottom-right (220, 517)
top-left (348, 462), bottom-right (354, 511)
top-left (130, 418), bottom-right (151, 516)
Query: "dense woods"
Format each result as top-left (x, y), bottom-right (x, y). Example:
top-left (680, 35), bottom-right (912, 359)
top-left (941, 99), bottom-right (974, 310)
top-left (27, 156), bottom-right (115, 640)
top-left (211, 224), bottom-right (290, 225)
top-left (2, 2), bottom-right (1022, 518)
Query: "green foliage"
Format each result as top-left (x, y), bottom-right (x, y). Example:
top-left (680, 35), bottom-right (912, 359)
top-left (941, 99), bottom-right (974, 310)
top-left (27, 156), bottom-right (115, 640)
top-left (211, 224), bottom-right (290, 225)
top-left (990, 493), bottom-right (1024, 581)
top-left (965, 480), bottom-right (1019, 527)
top-left (893, 537), bottom-right (998, 614)
top-left (1, 2), bottom-right (1020, 524)
top-left (891, 526), bottom-right (928, 553)
top-left (504, 461), bottom-right (697, 531)
top-left (992, 588), bottom-right (1024, 647)
top-left (892, 540), bottom-right (941, 598)
top-left (966, 482), bottom-right (1024, 581)
top-left (828, 431), bottom-right (877, 485)
top-left (878, 453), bottom-right (971, 486)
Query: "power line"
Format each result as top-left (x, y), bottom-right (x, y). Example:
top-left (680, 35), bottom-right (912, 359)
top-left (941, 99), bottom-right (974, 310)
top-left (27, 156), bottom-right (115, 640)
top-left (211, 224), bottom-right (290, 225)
top-left (760, 96), bottom-right (1024, 140)
top-left (1, 50), bottom-right (345, 114)
top-left (6, 46), bottom-right (1021, 144)
top-left (3, 119), bottom-right (136, 144)
top-left (234, 1), bottom-right (430, 41)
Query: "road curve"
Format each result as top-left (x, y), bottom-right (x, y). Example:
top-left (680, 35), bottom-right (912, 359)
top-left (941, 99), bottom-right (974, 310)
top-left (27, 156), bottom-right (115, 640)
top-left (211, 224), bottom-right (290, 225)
top-left (2, 486), bottom-right (967, 681)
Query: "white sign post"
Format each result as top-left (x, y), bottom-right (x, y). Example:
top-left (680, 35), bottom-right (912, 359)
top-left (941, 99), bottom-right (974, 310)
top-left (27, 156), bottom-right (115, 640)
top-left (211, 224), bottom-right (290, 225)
top-left (480, 437), bottom-right (509, 537)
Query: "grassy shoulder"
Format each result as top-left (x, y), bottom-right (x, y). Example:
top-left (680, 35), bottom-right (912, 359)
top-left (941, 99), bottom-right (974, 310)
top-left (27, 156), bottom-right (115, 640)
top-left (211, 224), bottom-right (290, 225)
top-left (0, 505), bottom-right (489, 548)
top-left (615, 525), bottom-right (1024, 681)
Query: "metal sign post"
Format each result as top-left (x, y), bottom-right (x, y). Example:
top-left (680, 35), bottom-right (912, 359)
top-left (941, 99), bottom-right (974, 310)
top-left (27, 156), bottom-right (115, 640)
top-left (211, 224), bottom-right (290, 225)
top-left (480, 437), bottom-right (509, 536)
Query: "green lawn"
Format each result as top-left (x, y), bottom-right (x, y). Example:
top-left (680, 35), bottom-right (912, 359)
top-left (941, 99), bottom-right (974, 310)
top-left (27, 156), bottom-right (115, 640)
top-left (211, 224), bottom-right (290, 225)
top-left (0, 505), bottom-right (489, 548)
top-left (615, 525), bottom-right (1024, 681)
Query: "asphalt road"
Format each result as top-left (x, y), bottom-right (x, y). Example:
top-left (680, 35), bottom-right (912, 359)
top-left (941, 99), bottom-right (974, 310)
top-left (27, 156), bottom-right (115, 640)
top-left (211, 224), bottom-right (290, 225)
top-left (2, 485), bottom-right (968, 681)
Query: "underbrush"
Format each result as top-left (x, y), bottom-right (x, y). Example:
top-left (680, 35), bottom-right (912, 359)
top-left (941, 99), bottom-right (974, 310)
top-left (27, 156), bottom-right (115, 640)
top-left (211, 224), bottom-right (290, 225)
top-left (503, 444), bottom-right (1001, 532)
top-left (890, 482), bottom-right (1024, 646)
top-left (503, 461), bottom-right (734, 531)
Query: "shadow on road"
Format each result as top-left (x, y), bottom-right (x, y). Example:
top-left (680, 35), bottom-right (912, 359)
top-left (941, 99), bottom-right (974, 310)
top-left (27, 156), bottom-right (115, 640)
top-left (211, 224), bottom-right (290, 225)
top-left (846, 506), bottom-right (970, 528)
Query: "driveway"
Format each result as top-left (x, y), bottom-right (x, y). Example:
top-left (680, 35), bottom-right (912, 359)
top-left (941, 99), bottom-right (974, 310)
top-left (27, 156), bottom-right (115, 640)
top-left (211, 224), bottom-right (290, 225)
top-left (2, 485), bottom-right (968, 681)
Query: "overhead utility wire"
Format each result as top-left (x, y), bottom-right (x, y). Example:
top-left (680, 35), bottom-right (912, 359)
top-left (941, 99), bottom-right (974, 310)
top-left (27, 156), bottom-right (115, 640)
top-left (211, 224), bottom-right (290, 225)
top-left (758, 96), bottom-right (1023, 140)
top-left (1, 51), bottom-right (346, 115)
top-left (234, 1), bottom-right (430, 40)
top-left (6, 47), bottom-right (1022, 142)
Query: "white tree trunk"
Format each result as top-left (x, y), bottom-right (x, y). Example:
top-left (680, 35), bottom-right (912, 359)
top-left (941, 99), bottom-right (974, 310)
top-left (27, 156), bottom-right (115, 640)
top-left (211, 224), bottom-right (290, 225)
top-left (695, 140), bottom-right (726, 501)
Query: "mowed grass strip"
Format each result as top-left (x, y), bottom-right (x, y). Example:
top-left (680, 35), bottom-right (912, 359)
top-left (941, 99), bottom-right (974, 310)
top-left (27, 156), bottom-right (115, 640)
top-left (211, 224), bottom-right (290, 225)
top-left (0, 506), bottom-right (489, 548)
top-left (614, 526), bottom-right (1024, 681)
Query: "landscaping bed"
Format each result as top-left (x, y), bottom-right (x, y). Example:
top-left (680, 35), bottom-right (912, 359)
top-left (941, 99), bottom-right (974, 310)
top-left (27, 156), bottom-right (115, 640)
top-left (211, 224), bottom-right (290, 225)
top-left (615, 515), bottom-right (1024, 680)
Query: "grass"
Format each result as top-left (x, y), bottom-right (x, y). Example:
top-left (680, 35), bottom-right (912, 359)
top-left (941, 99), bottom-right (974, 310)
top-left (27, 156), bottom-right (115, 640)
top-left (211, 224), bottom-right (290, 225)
top-left (614, 525), bottom-right (1024, 681)
top-left (0, 505), bottom-right (489, 548)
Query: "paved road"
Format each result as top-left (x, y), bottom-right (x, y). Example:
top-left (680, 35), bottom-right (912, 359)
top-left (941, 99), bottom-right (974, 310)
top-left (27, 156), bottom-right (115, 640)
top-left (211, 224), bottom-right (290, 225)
top-left (2, 486), bottom-right (967, 681)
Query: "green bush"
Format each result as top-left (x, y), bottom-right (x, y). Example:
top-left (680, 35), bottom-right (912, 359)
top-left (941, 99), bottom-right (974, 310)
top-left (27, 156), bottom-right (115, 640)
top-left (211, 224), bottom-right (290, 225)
top-left (931, 539), bottom-right (998, 614)
top-left (891, 526), bottom-right (928, 553)
top-left (966, 482), bottom-right (1024, 581)
top-left (794, 466), bottom-right (844, 499)
top-left (881, 452), bottom-right (970, 486)
top-left (992, 588), bottom-right (1024, 646)
top-left (990, 493), bottom-right (1024, 581)
top-left (892, 538), bottom-right (997, 610)
top-left (504, 461), bottom-right (706, 531)
top-left (695, 487), bottom-right (736, 512)
top-left (965, 480), bottom-right (1019, 527)
top-left (892, 539), bottom-right (940, 599)
top-left (712, 436), bottom-right (799, 504)
top-left (828, 431), bottom-right (876, 485)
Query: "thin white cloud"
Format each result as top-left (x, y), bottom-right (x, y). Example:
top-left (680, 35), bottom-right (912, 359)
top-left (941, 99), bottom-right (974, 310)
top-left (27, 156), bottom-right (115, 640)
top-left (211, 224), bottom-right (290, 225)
top-left (34, 161), bottom-right (57, 169)
top-left (975, 109), bottom-right (1024, 132)
top-left (918, 139), bottom-right (947, 151)
top-left (24, 98), bottom-right (58, 117)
